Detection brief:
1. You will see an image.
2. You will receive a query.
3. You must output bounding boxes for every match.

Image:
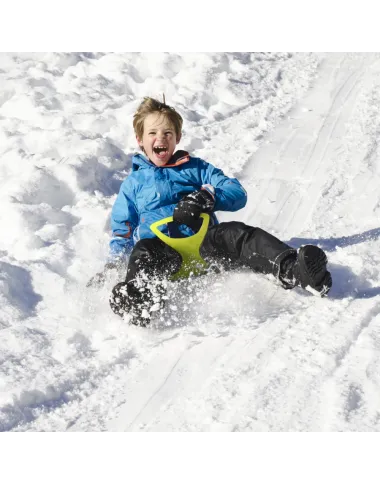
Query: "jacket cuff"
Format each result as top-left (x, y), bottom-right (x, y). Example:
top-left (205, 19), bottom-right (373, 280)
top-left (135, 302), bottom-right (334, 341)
top-left (201, 184), bottom-right (215, 200)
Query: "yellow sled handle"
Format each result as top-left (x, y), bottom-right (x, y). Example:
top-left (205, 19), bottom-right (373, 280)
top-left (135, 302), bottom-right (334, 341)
top-left (150, 213), bottom-right (210, 280)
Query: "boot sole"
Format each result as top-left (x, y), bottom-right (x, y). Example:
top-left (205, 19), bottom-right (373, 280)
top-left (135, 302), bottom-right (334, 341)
top-left (298, 245), bottom-right (332, 297)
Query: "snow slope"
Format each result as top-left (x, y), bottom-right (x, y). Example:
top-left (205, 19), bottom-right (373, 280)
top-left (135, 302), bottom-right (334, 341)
top-left (1, 52), bottom-right (380, 431)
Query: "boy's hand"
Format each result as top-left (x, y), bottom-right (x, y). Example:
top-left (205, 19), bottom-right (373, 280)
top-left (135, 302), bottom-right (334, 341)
top-left (173, 189), bottom-right (215, 227)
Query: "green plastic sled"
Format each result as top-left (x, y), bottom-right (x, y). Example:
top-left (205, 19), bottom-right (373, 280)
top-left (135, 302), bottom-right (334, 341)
top-left (150, 213), bottom-right (210, 280)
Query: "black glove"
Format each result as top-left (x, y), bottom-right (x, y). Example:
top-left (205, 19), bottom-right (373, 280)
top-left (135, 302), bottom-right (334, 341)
top-left (173, 189), bottom-right (215, 227)
top-left (86, 262), bottom-right (119, 288)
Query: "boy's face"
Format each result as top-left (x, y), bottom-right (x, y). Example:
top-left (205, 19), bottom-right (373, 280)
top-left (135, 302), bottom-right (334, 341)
top-left (136, 112), bottom-right (181, 167)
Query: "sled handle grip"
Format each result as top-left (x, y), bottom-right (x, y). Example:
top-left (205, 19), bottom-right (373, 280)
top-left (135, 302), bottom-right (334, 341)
top-left (150, 213), bottom-right (210, 252)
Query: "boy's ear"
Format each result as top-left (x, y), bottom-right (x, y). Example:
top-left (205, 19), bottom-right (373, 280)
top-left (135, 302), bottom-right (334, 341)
top-left (176, 132), bottom-right (182, 144)
top-left (136, 134), bottom-right (143, 148)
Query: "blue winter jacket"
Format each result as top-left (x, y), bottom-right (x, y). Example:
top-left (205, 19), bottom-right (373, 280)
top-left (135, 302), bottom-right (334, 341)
top-left (109, 150), bottom-right (247, 262)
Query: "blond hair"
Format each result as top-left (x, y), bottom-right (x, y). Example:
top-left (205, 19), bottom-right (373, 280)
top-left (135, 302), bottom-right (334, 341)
top-left (133, 97), bottom-right (183, 139)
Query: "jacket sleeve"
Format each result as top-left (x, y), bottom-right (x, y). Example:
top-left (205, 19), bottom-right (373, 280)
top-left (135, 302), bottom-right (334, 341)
top-left (199, 159), bottom-right (247, 212)
top-left (108, 178), bottom-right (138, 262)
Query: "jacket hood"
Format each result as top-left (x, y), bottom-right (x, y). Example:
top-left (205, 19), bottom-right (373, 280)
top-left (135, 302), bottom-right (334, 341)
top-left (132, 150), bottom-right (190, 171)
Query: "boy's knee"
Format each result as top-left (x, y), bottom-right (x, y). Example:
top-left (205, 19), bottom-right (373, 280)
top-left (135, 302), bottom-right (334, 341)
top-left (132, 238), bottom-right (162, 257)
top-left (128, 237), bottom-right (182, 282)
top-left (129, 238), bottom-right (170, 269)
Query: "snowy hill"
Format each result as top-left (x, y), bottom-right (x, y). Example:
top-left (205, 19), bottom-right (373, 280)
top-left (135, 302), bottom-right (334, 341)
top-left (1, 52), bottom-right (380, 431)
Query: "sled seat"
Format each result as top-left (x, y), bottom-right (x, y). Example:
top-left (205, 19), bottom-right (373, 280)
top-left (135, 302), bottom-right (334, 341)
top-left (150, 213), bottom-right (210, 280)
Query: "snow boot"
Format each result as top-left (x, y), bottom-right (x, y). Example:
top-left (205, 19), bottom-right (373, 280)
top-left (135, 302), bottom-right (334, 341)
top-left (280, 245), bottom-right (332, 296)
top-left (110, 280), bottom-right (166, 326)
top-left (110, 282), bottom-right (152, 326)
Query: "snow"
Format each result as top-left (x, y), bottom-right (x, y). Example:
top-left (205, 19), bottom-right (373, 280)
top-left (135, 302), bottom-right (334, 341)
top-left (1, 52), bottom-right (380, 432)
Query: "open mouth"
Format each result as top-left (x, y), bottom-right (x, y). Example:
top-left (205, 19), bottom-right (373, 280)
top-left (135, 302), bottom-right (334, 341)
top-left (153, 145), bottom-right (169, 157)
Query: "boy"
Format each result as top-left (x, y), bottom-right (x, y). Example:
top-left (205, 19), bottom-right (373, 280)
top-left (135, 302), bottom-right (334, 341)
top-left (101, 97), bottom-right (332, 326)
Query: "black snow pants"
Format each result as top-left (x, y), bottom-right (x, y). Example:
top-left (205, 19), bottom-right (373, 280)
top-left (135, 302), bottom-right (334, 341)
top-left (110, 222), bottom-right (296, 319)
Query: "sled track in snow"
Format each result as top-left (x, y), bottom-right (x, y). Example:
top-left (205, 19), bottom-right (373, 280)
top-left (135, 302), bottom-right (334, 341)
top-left (276, 64), bottom-right (364, 231)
